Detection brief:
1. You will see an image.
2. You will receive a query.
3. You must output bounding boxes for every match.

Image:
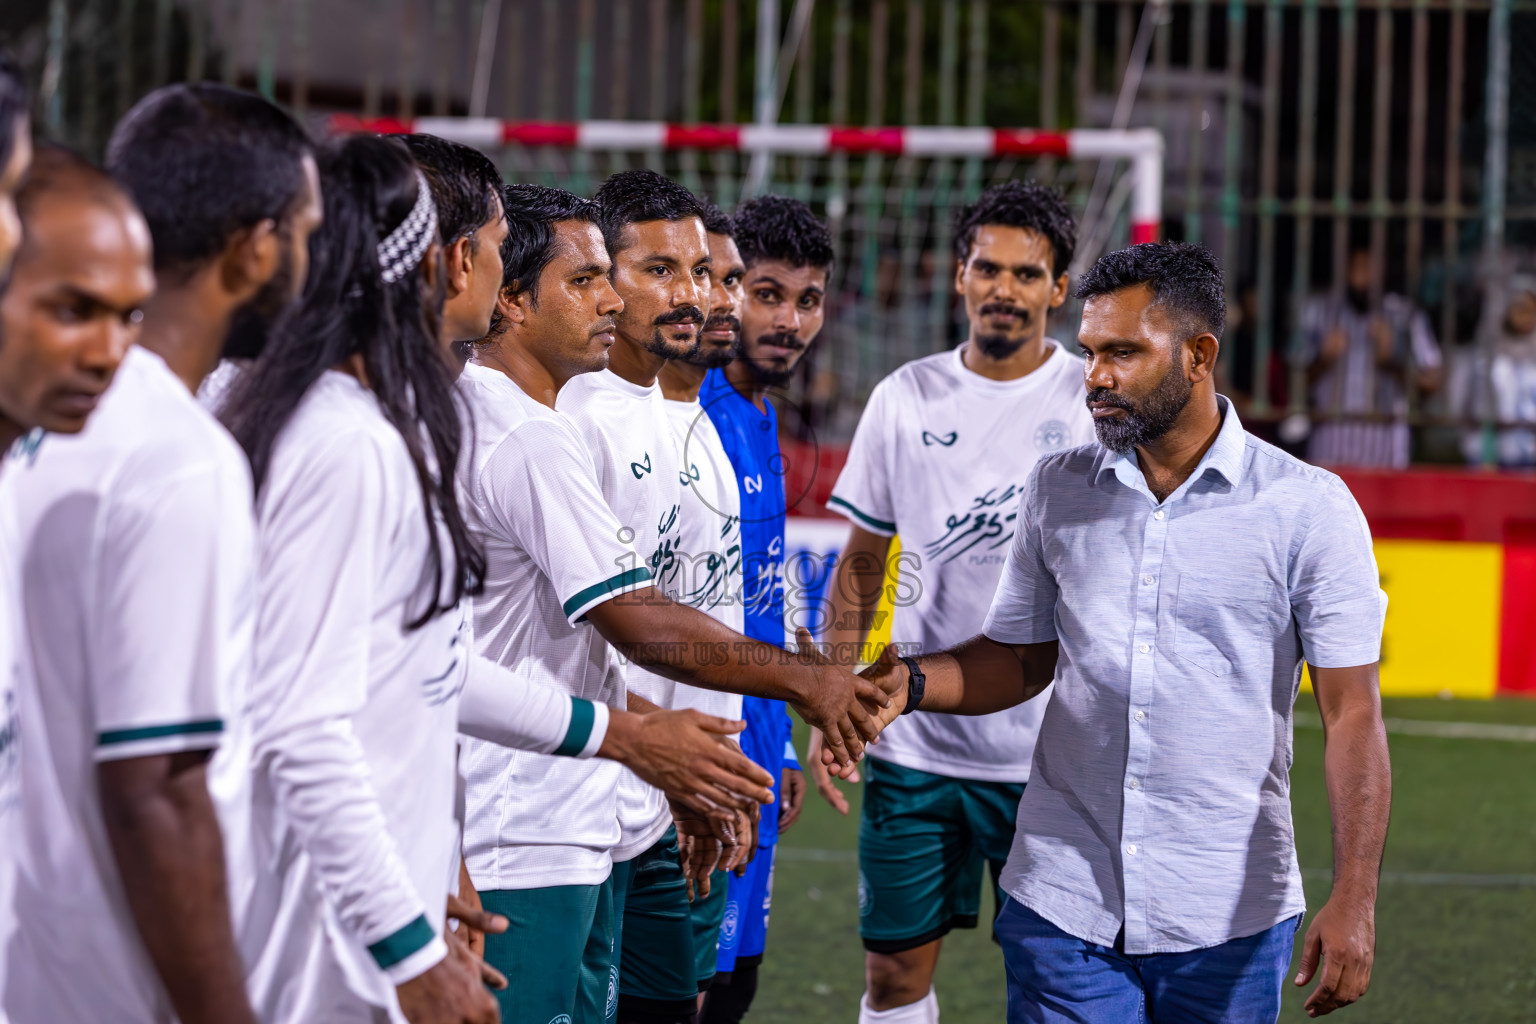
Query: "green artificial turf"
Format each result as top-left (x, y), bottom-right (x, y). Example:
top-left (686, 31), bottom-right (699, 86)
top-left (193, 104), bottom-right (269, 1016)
top-left (750, 694), bottom-right (1536, 1023)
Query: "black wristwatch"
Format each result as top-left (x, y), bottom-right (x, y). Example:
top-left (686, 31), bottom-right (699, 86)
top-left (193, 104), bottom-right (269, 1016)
top-left (898, 656), bottom-right (925, 715)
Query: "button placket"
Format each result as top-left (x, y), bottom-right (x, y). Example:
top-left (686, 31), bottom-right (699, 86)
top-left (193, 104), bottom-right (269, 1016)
top-left (1121, 501), bottom-right (1169, 951)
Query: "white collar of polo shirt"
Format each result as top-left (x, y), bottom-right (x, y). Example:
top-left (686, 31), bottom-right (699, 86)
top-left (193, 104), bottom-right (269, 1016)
top-left (1095, 394), bottom-right (1248, 504)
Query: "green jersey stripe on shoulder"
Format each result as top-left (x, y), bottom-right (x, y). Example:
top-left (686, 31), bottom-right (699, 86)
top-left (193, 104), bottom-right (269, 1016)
top-left (97, 718), bottom-right (224, 747)
top-left (554, 697), bottom-right (597, 757)
top-left (367, 914), bottom-right (437, 969)
top-left (561, 567), bottom-right (654, 620)
top-left (827, 496), bottom-right (896, 534)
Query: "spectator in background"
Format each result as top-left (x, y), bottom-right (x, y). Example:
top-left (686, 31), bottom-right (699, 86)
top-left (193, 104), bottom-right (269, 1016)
top-left (1449, 276), bottom-right (1536, 467)
top-left (1305, 244), bottom-right (1443, 468)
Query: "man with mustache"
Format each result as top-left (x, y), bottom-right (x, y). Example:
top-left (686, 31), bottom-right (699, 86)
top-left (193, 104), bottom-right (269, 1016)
top-left (816, 180), bottom-right (1094, 1024)
top-left (561, 173), bottom-right (895, 1024)
top-left (696, 194), bottom-right (834, 1024)
top-left (456, 182), bottom-right (786, 1024)
top-left (856, 241), bottom-right (1389, 1022)
top-left (655, 199), bottom-right (751, 1003)
top-left (3, 84), bottom-right (321, 1023)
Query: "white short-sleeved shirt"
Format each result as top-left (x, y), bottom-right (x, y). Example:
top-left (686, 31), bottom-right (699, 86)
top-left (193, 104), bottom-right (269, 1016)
top-left (457, 362), bottom-right (652, 890)
top-left (558, 369), bottom-right (683, 860)
top-left (827, 342), bottom-right (1094, 782)
top-left (242, 371), bottom-right (470, 1021)
top-left (666, 396), bottom-right (745, 721)
top-left (1, 348), bottom-right (255, 1023)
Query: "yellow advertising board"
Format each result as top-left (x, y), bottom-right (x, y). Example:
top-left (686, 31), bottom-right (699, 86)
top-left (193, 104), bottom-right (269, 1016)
top-left (868, 538), bottom-right (1503, 699)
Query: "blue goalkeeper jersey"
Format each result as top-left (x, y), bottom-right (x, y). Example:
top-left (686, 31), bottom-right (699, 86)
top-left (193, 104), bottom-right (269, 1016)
top-left (701, 368), bottom-right (797, 844)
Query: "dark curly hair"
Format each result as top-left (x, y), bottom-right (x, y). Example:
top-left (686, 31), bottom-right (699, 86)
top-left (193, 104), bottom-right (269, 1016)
top-left (498, 183), bottom-right (602, 305)
top-left (952, 180), bottom-right (1076, 277)
top-left (732, 194), bottom-right (833, 271)
top-left (1075, 241), bottom-right (1226, 340)
top-left (699, 199), bottom-right (735, 238)
top-left (401, 133), bottom-right (503, 247)
top-left (592, 169), bottom-right (702, 253)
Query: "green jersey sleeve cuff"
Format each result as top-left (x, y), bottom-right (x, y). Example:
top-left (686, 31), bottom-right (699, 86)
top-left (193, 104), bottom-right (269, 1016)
top-left (553, 698), bottom-right (609, 758)
top-left (370, 914), bottom-right (449, 984)
top-left (826, 496), bottom-right (897, 536)
top-left (93, 718), bottom-right (224, 762)
top-left (562, 567), bottom-right (655, 624)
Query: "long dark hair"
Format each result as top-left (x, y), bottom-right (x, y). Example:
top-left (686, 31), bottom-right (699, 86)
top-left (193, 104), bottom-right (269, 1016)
top-left (222, 133), bottom-right (485, 628)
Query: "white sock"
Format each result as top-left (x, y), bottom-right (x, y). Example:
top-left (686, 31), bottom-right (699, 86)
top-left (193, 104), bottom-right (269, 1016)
top-left (858, 988), bottom-right (939, 1024)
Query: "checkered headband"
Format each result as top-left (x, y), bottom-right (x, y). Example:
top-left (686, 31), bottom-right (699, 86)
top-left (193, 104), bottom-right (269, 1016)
top-left (377, 171), bottom-right (438, 284)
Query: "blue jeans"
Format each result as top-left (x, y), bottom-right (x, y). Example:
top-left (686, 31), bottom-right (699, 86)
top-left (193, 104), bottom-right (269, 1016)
top-left (996, 897), bottom-right (1301, 1024)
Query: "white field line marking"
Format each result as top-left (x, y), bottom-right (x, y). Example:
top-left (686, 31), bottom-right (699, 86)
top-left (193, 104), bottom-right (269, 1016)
top-left (776, 848), bottom-right (1536, 887)
top-left (1294, 711), bottom-right (1536, 743)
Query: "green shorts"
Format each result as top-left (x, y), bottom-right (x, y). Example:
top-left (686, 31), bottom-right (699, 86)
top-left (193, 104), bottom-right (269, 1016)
top-left (478, 879), bottom-right (617, 1024)
top-left (689, 868), bottom-right (730, 988)
top-left (613, 826), bottom-right (717, 1011)
top-left (858, 757), bottom-right (1026, 954)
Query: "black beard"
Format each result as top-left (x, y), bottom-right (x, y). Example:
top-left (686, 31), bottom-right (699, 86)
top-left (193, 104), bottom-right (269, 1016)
top-left (742, 330), bottom-right (806, 387)
top-left (745, 356), bottom-right (797, 388)
top-left (642, 304), bottom-right (705, 359)
top-left (1088, 359), bottom-right (1193, 454)
top-left (683, 340), bottom-right (738, 369)
top-left (222, 249), bottom-right (297, 360)
top-left (974, 331), bottom-right (1027, 359)
top-left (680, 314), bottom-right (741, 369)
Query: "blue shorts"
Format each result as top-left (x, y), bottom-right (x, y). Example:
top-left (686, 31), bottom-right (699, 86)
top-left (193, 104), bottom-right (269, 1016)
top-left (714, 843), bottom-right (776, 974)
top-left (995, 897), bottom-right (1301, 1024)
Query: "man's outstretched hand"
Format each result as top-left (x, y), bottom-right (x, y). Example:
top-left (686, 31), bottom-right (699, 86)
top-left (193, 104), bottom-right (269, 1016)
top-left (787, 628), bottom-right (899, 772)
top-left (601, 709), bottom-right (775, 824)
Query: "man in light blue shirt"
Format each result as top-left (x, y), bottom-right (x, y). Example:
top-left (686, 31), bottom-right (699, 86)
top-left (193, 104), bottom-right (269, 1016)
top-left (849, 242), bottom-right (1391, 1022)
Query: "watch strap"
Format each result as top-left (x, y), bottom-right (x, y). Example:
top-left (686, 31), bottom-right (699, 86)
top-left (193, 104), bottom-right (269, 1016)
top-left (898, 655), bottom-right (925, 714)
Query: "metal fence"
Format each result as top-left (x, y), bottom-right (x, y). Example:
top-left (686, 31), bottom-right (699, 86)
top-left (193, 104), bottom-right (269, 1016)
top-left (3, 0), bottom-right (1532, 457)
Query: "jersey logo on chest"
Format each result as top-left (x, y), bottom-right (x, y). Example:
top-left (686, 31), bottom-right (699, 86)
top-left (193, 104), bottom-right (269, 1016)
top-left (630, 452), bottom-right (652, 479)
top-left (743, 473), bottom-right (763, 494)
top-left (1034, 420), bottom-right (1070, 452)
top-left (922, 430), bottom-right (959, 447)
top-left (680, 462), bottom-right (701, 487)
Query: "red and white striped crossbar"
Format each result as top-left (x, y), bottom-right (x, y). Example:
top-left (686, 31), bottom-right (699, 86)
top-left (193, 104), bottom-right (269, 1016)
top-left (331, 117), bottom-right (1163, 244)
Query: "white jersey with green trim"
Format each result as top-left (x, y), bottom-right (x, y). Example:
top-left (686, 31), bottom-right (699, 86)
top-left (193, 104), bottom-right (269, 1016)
top-left (240, 370), bottom-right (469, 1021)
top-left (245, 368), bottom-right (611, 1022)
top-left (0, 348), bottom-right (256, 1023)
top-left (665, 395), bottom-right (745, 722)
top-left (826, 341), bottom-right (1095, 783)
top-left (456, 362), bottom-right (650, 891)
top-left (558, 368), bottom-right (683, 861)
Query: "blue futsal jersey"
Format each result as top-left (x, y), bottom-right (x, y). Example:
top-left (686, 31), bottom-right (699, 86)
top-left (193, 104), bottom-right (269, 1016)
top-left (701, 368), bottom-right (796, 846)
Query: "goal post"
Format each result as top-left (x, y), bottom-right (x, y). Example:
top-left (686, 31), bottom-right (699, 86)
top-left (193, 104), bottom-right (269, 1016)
top-left (329, 116), bottom-right (1164, 245)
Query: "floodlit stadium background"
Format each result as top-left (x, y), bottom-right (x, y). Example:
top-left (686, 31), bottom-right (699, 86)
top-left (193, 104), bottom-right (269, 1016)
top-left (4, 0), bottom-right (1535, 1019)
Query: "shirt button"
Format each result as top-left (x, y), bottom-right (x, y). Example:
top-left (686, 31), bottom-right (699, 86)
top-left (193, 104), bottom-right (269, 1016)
top-left (1126, 843), bottom-right (1139, 855)
top-left (1128, 778), bottom-right (1140, 790)
top-left (1153, 509), bottom-right (1166, 520)
top-left (1142, 575), bottom-right (1154, 585)
top-left (1134, 710), bottom-right (1146, 722)
top-left (1138, 643), bottom-right (1150, 654)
